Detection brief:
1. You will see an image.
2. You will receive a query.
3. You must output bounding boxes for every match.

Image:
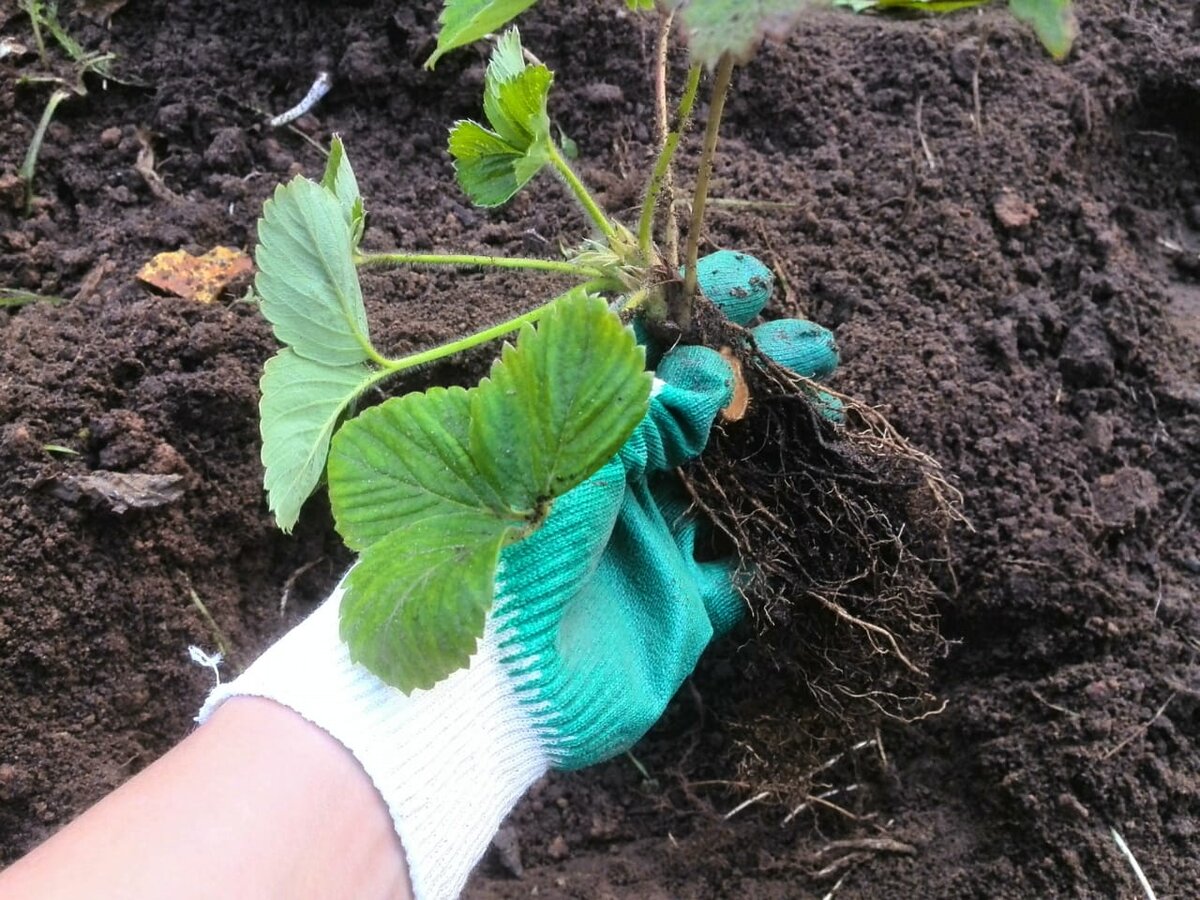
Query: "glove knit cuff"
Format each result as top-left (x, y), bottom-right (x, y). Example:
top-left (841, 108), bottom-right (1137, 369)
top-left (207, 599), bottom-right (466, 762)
top-left (198, 592), bottom-right (550, 900)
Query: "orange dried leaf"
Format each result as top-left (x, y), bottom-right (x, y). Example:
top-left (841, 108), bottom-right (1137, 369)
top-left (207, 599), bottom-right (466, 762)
top-left (137, 246), bottom-right (253, 304)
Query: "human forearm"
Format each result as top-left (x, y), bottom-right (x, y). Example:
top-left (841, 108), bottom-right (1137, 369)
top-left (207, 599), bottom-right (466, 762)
top-left (0, 697), bottom-right (412, 900)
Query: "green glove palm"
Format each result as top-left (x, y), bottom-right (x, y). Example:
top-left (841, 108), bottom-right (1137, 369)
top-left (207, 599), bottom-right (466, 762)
top-left (491, 250), bottom-right (839, 769)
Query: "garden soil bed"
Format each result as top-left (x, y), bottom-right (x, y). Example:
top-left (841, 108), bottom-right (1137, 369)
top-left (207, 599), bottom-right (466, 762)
top-left (2, 1), bottom-right (1198, 896)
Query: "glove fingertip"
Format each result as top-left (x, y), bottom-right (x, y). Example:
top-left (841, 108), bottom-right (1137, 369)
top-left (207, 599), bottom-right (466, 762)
top-left (684, 250), bottom-right (774, 326)
top-left (752, 319), bottom-right (839, 379)
top-left (814, 389), bottom-right (845, 423)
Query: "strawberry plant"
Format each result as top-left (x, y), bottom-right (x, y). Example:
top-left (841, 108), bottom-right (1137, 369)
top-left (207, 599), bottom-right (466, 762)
top-left (255, 1), bottom-right (1071, 695)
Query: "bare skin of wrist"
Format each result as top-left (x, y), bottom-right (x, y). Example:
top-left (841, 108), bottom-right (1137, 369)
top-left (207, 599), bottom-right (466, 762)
top-left (0, 697), bottom-right (414, 900)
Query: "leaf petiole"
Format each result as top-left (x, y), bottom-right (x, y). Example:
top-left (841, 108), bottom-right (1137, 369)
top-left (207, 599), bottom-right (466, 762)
top-left (355, 251), bottom-right (602, 278)
top-left (376, 280), bottom-right (610, 374)
top-left (546, 142), bottom-right (619, 244)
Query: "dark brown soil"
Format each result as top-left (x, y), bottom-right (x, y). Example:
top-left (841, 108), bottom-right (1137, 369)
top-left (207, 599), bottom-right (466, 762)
top-left (2, 1), bottom-right (1198, 897)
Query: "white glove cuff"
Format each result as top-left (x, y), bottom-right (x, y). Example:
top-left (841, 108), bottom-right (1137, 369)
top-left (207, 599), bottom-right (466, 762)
top-left (197, 590), bottom-right (551, 900)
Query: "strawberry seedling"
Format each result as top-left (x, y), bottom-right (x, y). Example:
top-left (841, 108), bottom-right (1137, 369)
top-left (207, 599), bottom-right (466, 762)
top-left (256, 2), bottom-right (1072, 698)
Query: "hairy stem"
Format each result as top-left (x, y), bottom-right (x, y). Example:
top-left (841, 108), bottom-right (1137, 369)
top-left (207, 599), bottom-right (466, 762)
top-left (546, 143), bottom-right (618, 243)
top-left (681, 53), bottom-right (736, 320)
top-left (638, 64), bottom-right (702, 265)
top-left (378, 280), bottom-right (609, 374)
top-left (22, 1), bottom-right (48, 66)
top-left (356, 251), bottom-right (600, 278)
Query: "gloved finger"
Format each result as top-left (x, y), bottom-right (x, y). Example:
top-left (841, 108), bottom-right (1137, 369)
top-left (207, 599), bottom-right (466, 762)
top-left (687, 250), bottom-right (775, 326)
top-left (749, 319), bottom-right (843, 422)
top-left (750, 318), bottom-right (838, 379)
top-left (620, 344), bottom-right (733, 475)
top-left (657, 481), bottom-right (746, 637)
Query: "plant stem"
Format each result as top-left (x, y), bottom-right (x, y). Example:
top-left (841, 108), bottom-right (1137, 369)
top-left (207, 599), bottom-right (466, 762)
top-left (356, 251), bottom-right (601, 278)
top-left (22, 1), bottom-right (48, 66)
top-left (638, 64), bottom-right (702, 265)
top-left (378, 280), bottom-right (608, 374)
top-left (546, 143), bottom-right (618, 243)
top-left (681, 53), bottom-right (736, 322)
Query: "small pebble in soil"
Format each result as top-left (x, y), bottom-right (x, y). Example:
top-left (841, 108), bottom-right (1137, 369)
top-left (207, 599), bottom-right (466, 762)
top-left (547, 835), bottom-right (569, 860)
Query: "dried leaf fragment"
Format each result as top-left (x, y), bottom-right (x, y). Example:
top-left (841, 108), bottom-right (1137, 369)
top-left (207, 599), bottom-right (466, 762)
top-left (719, 346), bottom-right (750, 422)
top-left (138, 246), bottom-right (253, 304)
top-left (52, 471), bottom-right (185, 513)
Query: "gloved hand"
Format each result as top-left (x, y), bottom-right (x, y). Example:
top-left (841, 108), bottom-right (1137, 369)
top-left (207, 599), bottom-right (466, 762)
top-left (198, 250), bottom-right (838, 899)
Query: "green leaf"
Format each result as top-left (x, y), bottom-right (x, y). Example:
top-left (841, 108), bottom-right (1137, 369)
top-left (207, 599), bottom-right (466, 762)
top-left (472, 291), bottom-right (651, 508)
top-left (426, 0), bottom-right (539, 69)
top-left (327, 291), bottom-right (650, 693)
top-left (341, 515), bottom-right (512, 690)
top-left (322, 135), bottom-right (366, 247)
top-left (330, 386), bottom-right (515, 552)
top-left (678, 0), bottom-right (820, 67)
top-left (260, 349), bottom-right (376, 532)
top-left (448, 28), bottom-right (554, 207)
top-left (1008, 0), bottom-right (1077, 60)
top-left (255, 177), bottom-right (374, 366)
top-left (626, 0), bottom-right (656, 9)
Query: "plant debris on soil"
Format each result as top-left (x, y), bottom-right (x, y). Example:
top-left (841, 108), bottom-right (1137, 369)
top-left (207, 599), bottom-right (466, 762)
top-left (2, 1), bottom-right (1198, 898)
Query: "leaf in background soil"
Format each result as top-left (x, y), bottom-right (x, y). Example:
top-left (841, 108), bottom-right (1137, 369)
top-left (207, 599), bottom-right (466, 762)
top-left (1008, 0), bottom-right (1077, 60)
top-left (471, 290), bottom-right (651, 506)
top-left (79, 0), bottom-right (129, 24)
top-left (256, 177), bottom-right (373, 366)
top-left (51, 471), bottom-right (185, 513)
top-left (136, 246), bottom-right (252, 304)
top-left (677, 0), bottom-right (821, 67)
top-left (328, 291), bottom-right (649, 692)
top-left (321, 135), bottom-right (365, 248)
top-left (426, 0), bottom-right (538, 69)
top-left (448, 28), bottom-right (554, 208)
top-left (260, 349), bottom-right (376, 533)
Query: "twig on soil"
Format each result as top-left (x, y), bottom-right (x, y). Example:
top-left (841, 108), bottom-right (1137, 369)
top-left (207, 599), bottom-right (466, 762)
top-left (723, 790), bottom-right (772, 820)
top-left (186, 582), bottom-right (233, 664)
top-left (1102, 693), bottom-right (1176, 761)
top-left (269, 71), bottom-right (333, 128)
top-left (1030, 688), bottom-right (1081, 718)
top-left (1110, 828), bottom-right (1158, 900)
top-left (279, 556), bottom-right (326, 615)
top-left (971, 29), bottom-right (989, 136)
top-left (915, 94), bottom-right (937, 171)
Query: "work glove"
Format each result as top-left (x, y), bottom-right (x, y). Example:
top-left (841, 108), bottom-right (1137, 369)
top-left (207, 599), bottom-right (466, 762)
top-left (198, 250), bottom-right (839, 899)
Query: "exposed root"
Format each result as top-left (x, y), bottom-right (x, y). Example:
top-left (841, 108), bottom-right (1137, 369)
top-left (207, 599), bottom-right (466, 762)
top-left (677, 299), bottom-right (964, 779)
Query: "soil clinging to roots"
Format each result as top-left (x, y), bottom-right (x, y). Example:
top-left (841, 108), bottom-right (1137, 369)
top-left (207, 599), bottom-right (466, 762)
top-left (679, 299), bottom-right (965, 781)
